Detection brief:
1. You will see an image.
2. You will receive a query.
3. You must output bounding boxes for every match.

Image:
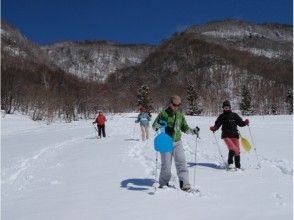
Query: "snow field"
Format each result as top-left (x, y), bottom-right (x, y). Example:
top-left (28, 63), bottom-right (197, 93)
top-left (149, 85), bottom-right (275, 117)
top-left (1, 113), bottom-right (293, 220)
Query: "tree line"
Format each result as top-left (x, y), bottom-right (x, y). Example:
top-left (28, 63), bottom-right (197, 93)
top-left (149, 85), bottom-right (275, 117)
top-left (1, 54), bottom-right (108, 122)
top-left (106, 32), bottom-right (292, 115)
top-left (1, 29), bottom-right (292, 121)
top-left (136, 84), bottom-right (293, 116)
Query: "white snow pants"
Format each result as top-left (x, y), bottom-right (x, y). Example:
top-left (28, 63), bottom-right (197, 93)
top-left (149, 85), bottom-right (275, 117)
top-left (140, 125), bottom-right (149, 141)
top-left (159, 140), bottom-right (190, 188)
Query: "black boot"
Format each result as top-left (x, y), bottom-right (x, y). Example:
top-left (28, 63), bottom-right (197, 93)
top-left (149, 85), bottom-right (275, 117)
top-left (179, 180), bottom-right (184, 189)
top-left (179, 180), bottom-right (191, 191)
top-left (228, 150), bottom-right (234, 165)
top-left (235, 155), bottom-right (241, 169)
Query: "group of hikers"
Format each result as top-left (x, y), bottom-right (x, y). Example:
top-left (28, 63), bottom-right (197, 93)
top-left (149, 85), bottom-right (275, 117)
top-left (93, 94), bottom-right (249, 192)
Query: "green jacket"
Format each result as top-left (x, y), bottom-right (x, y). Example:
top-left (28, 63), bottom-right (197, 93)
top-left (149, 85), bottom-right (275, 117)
top-left (152, 107), bottom-right (193, 142)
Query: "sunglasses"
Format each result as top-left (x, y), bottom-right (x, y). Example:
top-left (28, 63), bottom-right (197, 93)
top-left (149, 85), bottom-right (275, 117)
top-left (172, 102), bottom-right (181, 107)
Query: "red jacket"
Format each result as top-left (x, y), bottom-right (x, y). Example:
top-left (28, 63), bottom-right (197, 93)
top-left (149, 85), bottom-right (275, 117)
top-left (95, 114), bottom-right (107, 125)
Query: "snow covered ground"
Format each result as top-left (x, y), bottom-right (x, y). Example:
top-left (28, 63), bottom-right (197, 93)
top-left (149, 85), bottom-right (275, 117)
top-left (1, 113), bottom-right (293, 220)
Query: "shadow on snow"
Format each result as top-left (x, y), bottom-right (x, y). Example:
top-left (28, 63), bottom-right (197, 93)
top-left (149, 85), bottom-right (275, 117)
top-left (120, 178), bottom-right (155, 191)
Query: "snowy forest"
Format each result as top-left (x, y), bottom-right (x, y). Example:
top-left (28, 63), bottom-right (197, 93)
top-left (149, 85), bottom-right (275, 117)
top-left (1, 20), bottom-right (293, 122)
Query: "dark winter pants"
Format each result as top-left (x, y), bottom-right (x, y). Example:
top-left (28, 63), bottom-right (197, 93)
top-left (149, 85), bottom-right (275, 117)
top-left (98, 124), bottom-right (106, 138)
top-left (224, 138), bottom-right (241, 168)
top-left (228, 150), bottom-right (241, 168)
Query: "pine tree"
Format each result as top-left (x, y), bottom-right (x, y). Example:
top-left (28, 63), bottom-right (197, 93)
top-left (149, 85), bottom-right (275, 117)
top-left (240, 85), bottom-right (253, 115)
top-left (285, 90), bottom-right (293, 114)
top-left (137, 85), bottom-right (153, 112)
top-left (271, 104), bottom-right (278, 115)
top-left (186, 84), bottom-right (202, 115)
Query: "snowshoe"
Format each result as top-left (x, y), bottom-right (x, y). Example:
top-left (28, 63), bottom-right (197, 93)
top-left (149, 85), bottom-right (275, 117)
top-left (158, 183), bottom-right (176, 189)
top-left (181, 187), bottom-right (201, 195)
top-left (226, 164), bottom-right (237, 171)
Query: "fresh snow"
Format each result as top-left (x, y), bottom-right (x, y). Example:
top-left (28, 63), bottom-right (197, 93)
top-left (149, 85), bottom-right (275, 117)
top-left (1, 113), bottom-right (293, 220)
top-left (238, 47), bottom-right (284, 59)
top-left (202, 30), bottom-right (263, 39)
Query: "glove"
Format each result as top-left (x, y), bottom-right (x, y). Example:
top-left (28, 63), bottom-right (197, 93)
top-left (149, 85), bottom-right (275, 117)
top-left (210, 126), bottom-right (216, 132)
top-left (92, 122), bottom-right (95, 125)
top-left (153, 123), bottom-right (161, 131)
top-left (193, 126), bottom-right (200, 135)
top-left (244, 119), bottom-right (249, 126)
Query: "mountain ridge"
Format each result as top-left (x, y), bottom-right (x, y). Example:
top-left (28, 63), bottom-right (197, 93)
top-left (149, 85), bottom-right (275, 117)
top-left (1, 19), bottom-right (292, 118)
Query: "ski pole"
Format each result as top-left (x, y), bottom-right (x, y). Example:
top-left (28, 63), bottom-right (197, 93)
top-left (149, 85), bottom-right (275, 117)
top-left (154, 151), bottom-right (159, 192)
top-left (212, 132), bottom-right (226, 166)
top-left (92, 123), bottom-right (99, 138)
top-left (132, 124), bottom-right (136, 140)
top-left (153, 129), bottom-right (160, 193)
top-left (93, 123), bottom-right (98, 132)
top-left (193, 131), bottom-right (199, 188)
top-left (247, 125), bottom-right (261, 168)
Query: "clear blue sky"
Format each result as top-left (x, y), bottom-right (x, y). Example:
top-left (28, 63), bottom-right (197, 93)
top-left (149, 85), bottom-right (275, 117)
top-left (1, 0), bottom-right (293, 45)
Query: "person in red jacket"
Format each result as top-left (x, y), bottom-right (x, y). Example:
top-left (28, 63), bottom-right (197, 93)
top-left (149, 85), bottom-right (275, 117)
top-left (92, 111), bottom-right (107, 138)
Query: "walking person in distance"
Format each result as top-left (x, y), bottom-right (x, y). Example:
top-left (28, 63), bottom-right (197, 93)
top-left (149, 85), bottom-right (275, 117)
top-left (93, 111), bottom-right (107, 138)
top-left (135, 106), bottom-right (151, 141)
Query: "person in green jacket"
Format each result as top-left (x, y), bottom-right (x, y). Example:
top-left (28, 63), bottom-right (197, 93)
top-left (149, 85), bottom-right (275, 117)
top-left (152, 95), bottom-right (199, 191)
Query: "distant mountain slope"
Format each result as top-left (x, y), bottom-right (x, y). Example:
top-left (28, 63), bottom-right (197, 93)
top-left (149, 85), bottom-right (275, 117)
top-left (1, 20), bottom-right (50, 65)
top-left (41, 41), bottom-right (155, 81)
top-left (185, 19), bottom-right (292, 61)
top-left (1, 20), bottom-right (155, 81)
top-left (1, 19), bottom-right (292, 116)
top-left (106, 20), bottom-right (292, 113)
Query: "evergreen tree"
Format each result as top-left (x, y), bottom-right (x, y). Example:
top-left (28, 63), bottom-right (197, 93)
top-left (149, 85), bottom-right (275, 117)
top-left (137, 85), bottom-right (153, 112)
top-left (285, 90), bottom-right (293, 114)
top-left (271, 104), bottom-right (278, 115)
top-left (240, 85), bottom-right (253, 115)
top-left (186, 84), bottom-right (202, 115)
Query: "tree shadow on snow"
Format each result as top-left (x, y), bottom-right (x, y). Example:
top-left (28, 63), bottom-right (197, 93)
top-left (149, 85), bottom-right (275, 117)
top-left (187, 162), bottom-right (225, 170)
top-left (120, 178), bottom-right (155, 191)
